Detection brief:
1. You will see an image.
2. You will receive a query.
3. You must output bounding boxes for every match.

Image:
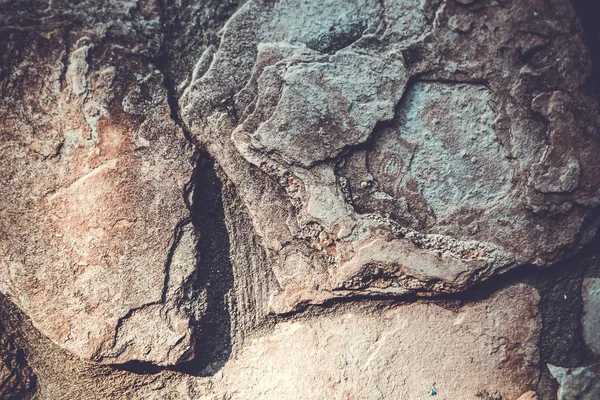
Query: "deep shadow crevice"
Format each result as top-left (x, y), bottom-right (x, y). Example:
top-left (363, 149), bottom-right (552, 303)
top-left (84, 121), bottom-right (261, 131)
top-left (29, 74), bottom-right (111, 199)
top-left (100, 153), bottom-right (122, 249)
top-left (570, 0), bottom-right (600, 101)
top-left (174, 150), bottom-right (234, 376)
top-left (112, 150), bottom-right (234, 377)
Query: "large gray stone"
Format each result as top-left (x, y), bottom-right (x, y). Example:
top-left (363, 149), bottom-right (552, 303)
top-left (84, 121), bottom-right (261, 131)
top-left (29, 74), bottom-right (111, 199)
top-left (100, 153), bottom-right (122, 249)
top-left (549, 363), bottom-right (600, 400)
top-left (180, 0), bottom-right (600, 312)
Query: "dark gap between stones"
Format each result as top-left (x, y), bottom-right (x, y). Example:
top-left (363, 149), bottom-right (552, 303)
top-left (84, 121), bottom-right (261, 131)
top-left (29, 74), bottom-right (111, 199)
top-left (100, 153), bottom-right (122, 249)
top-left (114, 150), bottom-right (233, 377)
top-left (174, 149), bottom-right (234, 376)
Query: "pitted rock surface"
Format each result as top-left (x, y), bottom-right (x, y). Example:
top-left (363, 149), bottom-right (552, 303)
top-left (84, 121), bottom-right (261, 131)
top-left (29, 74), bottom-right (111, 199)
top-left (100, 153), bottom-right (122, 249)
top-left (0, 1), bottom-right (197, 365)
top-left (204, 284), bottom-right (541, 399)
top-left (181, 0), bottom-right (600, 311)
top-left (0, 2), bottom-right (599, 399)
top-left (582, 278), bottom-right (600, 356)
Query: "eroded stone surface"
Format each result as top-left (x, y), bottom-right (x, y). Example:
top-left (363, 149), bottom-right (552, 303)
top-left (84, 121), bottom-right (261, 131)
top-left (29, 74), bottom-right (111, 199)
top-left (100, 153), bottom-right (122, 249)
top-left (181, 0), bottom-right (600, 312)
top-left (518, 392), bottom-right (539, 400)
top-left (549, 363), bottom-right (600, 400)
top-left (0, 1), bottom-right (598, 394)
top-left (0, 1), bottom-right (197, 365)
top-left (235, 46), bottom-right (406, 167)
top-left (202, 284), bottom-right (541, 399)
top-left (352, 82), bottom-right (512, 221)
top-left (582, 278), bottom-right (600, 356)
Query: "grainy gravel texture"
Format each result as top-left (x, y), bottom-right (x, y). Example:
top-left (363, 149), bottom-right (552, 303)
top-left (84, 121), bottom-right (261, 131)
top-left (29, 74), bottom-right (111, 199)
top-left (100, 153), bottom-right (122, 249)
top-left (1, 0), bottom-right (600, 399)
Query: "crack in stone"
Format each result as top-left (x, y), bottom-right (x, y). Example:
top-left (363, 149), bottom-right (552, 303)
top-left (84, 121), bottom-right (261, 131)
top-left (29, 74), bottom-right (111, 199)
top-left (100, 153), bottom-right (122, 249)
top-left (88, 0), bottom-right (600, 389)
top-left (106, 1), bottom-right (242, 374)
top-left (99, 217), bottom-right (191, 363)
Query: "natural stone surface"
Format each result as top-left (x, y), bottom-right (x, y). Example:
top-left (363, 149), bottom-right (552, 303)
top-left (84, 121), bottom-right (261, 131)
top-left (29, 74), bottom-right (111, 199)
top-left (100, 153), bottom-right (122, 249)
top-left (0, 1), bottom-right (197, 365)
top-left (358, 82), bottom-right (512, 219)
top-left (518, 392), bottom-right (539, 400)
top-left (582, 278), bottom-right (600, 356)
top-left (0, 0), bottom-right (599, 399)
top-left (548, 363), bottom-right (600, 400)
top-left (202, 284), bottom-right (541, 399)
top-left (181, 0), bottom-right (600, 313)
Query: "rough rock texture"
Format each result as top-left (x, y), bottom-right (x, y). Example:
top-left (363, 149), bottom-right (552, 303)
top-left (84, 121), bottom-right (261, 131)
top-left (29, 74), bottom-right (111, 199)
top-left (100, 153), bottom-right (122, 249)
top-left (181, 0), bottom-right (600, 312)
top-left (548, 363), bottom-right (600, 400)
top-left (518, 392), bottom-right (539, 400)
top-left (582, 278), bottom-right (600, 356)
top-left (204, 284), bottom-right (541, 399)
top-left (0, 0), bottom-right (198, 365)
top-left (0, 320), bottom-right (36, 399)
top-left (0, 0), bottom-right (600, 399)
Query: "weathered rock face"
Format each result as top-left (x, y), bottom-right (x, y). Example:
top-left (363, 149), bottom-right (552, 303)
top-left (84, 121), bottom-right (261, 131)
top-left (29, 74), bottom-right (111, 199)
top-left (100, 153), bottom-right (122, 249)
top-left (518, 392), bottom-right (539, 400)
top-left (0, 0), bottom-right (599, 399)
top-left (548, 363), bottom-right (600, 400)
top-left (0, 1), bottom-right (197, 365)
top-left (204, 284), bottom-right (541, 400)
top-left (181, 0), bottom-right (600, 311)
top-left (582, 278), bottom-right (600, 356)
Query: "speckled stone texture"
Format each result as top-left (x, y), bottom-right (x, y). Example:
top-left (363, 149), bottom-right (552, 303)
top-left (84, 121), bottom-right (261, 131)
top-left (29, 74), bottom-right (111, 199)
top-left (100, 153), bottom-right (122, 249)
top-left (582, 278), bottom-right (600, 356)
top-left (201, 284), bottom-right (542, 399)
top-left (0, 0), bottom-right (197, 366)
top-left (181, 0), bottom-right (600, 312)
top-left (0, 0), bottom-right (600, 399)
